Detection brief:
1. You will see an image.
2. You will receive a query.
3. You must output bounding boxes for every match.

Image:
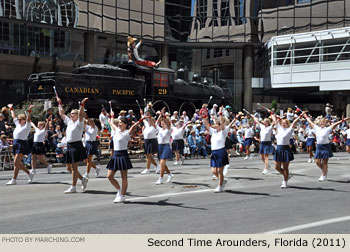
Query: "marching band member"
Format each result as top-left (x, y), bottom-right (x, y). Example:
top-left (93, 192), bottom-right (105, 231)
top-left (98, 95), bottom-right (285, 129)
top-left (140, 112), bottom-right (159, 174)
top-left (57, 97), bottom-right (89, 194)
top-left (107, 113), bottom-right (145, 203)
top-left (83, 118), bottom-right (101, 178)
top-left (306, 126), bottom-right (316, 163)
top-left (203, 106), bottom-right (235, 192)
top-left (6, 104), bottom-right (35, 185)
top-left (31, 119), bottom-right (52, 174)
top-left (270, 110), bottom-right (305, 188)
top-left (155, 108), bottom-right (174, 185)
top-left (304, 115), bottom-right (350, 181)
top-left (171, 120), bottom-right (189, 165)
top-left (252, 116), bottom-right (274, 174)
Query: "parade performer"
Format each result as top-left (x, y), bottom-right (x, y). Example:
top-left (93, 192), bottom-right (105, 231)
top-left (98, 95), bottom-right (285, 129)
top-left (83, 118), bottom-right (101, 178)
top-left (6, 104), bottom-right (35, 185)
top-left (171, 120), bottom-right (190, 165)
top-left (140, 111), bottom-right (159, 174)
top-left (343, 126), bottom-right (350, 155)
top-left (31, 118), bottom-right (52, 174)
top-left (127, 36), bottom-right (161, 68)
top-left (203, 106), bottom-right (235, 192)
top-left (252, 115), bottom-right (274, 174)
top-left (242, 122), bottom-right (255, 160)
top-left (271, 110), bottom-right (306, 188)
top-left (306, 126), bottom-right (316, 163)
top-left (304, 114), bottom-right (349, 181)
top-left (57, 97), bottom-right (89, 194)
top-left (107, 113), bottom-right (146, 203)
top-left (155, 108), bottom-right (174, 185)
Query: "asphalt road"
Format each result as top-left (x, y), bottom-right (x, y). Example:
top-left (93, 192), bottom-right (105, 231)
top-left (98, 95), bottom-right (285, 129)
top-left (1, 153), bottom-right (350, 234)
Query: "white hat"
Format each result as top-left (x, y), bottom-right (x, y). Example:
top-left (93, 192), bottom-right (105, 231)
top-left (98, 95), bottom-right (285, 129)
top-left (213, 104), bottom-right (218, 107)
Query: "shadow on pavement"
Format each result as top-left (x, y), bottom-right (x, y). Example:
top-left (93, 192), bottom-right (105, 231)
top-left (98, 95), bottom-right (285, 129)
top-left (288, 185), bottom-right (348, 192)
top-left (224, 190), bottom-right (277, 197)
top-left (171, 181), bottom-right (211, 188)
top-left (123, 198), bottom-right (207, 210)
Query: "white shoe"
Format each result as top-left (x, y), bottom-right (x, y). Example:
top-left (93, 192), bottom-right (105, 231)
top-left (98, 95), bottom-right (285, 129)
top-left (28, 173), bottom-right (34, 183)
top-left (141, 168), bottom-right (150, 174)
top-left (155, 165), bottom-right (160, 174)
top-left (318, 175), bottom-right (327, 181)
top-left (6, 179), bottom-right (16, 185)
top-left (180, 157), bottom-right (184, 165)
top-left (95, 167), bottom-right (100, 177)
top-left (167, 173), bottom-right (174, 183)
top-left (223, 164), bottom-right (230, 176)
top-left (113, 194), bottom-right (125, 203)
top-left (222, 179), bottom-right (228, 189)
top-left (311, 158), bottom-right (315, 163)
top-left (244, 156), bottom-right (249, 160)
top-left (47, 164), bottom-right (52, 174)
top-left (262, 169), bottom-right (269, 174)
top-left (249, 155), bottom-right (253, 160)
top-left (64, 186), bottom-right (77, 194)
top-left (281, 181), bottom-right (287, 188)
top-left (214, 186), bottom-right (223, 193)
top-left (155, 177), bottom-right (163, 185)
top-left (83, 173), bottom-right (89, 179)
top-left (30, 169), bottom-right (36, 175)
top-left (173, 161), bottom-right (179, 166)
top-left (235, 151), bottom-right (240, 156)
top-left (212, 175), bottom-right (218, 180)
top-left (81, 177), bottom-right (88, 190)
top-left (308, 158), bottom-right (312, 163)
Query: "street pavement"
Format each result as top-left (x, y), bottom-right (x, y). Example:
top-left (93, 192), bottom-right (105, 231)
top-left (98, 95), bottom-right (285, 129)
top-left (1, 152), bottom-right (350, 234)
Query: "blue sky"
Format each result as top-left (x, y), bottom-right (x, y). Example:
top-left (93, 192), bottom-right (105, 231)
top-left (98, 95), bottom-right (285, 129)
top-left (191, 0), bottom-right (196, 16)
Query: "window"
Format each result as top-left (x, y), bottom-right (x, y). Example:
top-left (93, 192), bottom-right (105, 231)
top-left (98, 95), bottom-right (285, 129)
top-left (234, 0), bottom-right (246, 25)
top-left (220, 0), bottom-right (231, 26)
top-left (209, 0), bottom-right (219, 27)
top-left (196, 0), bottom-right (208, 29)
top-left (154, 72), bottom-right (169, 87)
top-left (206, 49), bottom-right (211, 59)
top-left (214, 48), bottom-right (223, 58)
top-left (297, 0), bottom-right (311, 4)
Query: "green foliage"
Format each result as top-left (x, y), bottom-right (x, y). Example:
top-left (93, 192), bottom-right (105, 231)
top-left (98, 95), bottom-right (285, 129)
top-left (14, 99), bottom-right (59, 124)
top-left (271, 99), bottom-right (278, 111)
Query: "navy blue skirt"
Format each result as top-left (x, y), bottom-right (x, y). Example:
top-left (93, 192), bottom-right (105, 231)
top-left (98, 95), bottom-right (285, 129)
top-left (210, 147), bottom-right (229, 168)
top-left (346, 139), bottom-right (350, 146)
top-left (172, 139), bottom-right (184, 151)
top-left (85, 141), bottom-right (98, 155)
top-left (306, 138), bottom-right (315, 147)
top-left (144, 138), bottom-right (158, 154)
top-left (244, 138), bottom-right (252, 147)
top-left (13, 139), bottom-right (31, 155)
top-left (106, 150), bottom-right (132, 171)
top-left (32, 142), bottom-right (46, 155)
top-left (259, 141), bottom-right (274, 154)
top-left (274, 145), bottom-right (294, 162)
top-left (225, 137), bottom-right (233, 149)
top-left (66, 141), bottom-right (87, 164)
top-left (158, 143), bottom-right (172, 160)
top-left (315, 144), bottom-right (333, 159)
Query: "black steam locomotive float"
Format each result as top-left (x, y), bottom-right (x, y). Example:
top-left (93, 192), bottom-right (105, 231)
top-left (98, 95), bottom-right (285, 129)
top-left (28, 63), bottom-right (233, 116)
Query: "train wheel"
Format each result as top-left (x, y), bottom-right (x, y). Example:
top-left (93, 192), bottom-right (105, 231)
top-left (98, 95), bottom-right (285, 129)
top-left (179, 101), bottom-right (196, 118)
top-left (152, 100), bottom-right (171, 114)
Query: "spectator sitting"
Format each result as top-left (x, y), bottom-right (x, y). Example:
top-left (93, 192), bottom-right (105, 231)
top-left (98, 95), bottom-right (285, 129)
top-left (187, 130), bottom-right (197, 158)
top-left (0, 134), bottom-right (9, 150)
top-left (196, 131), bottom-right (208, 158)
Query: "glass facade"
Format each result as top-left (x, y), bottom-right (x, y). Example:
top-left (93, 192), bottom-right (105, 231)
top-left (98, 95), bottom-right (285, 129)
top-left (1, 0), bottom-right (350, 108)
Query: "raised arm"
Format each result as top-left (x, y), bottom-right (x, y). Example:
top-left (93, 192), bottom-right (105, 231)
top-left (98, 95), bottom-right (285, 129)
top-left (56, 97), bottom-right (66, 120)
top-left (26, 104), bottom-right (34, 123)
top-left (7, 104), bottom-right (16, 120)
top-left (30, 122), bottom-right (38, 131)
top-left (303, 112), bottom-right (315, 129)
top-left (291, 111), bottom-right (306, 128)
top-left (109, 111), bottom-right (118, 132)
top-left (79, 98), bottom-right (88, 122)
top-left (218, 106), bottom-right (225, 131)
top-left (156, 107), bottom-right (166, 126)
top-left (330, 117), bottom-right (350, 130)
top-left (227, 115), bottom-right (238, 128)
top-left (129, 116), bottom-right (149, 135)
